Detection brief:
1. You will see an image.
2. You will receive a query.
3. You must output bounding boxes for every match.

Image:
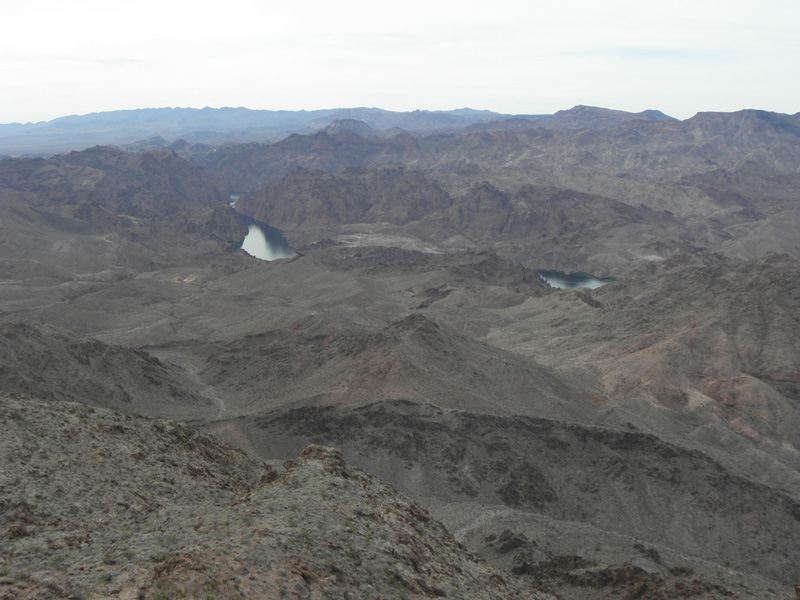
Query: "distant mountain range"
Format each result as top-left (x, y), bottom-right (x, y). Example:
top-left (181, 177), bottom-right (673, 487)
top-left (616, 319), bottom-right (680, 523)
top-left (0, 104), bottom-right (685, 156)
top-left (0, 106), bottom-right (528, 156)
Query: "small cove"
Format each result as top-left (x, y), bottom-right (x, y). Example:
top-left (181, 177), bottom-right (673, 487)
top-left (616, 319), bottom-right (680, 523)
top-left (231, 194), bottom-right (296, 261)
top-left (537, 269), bottom-right (615, 290)
top-left (237, 214), bottom-right (297, 261)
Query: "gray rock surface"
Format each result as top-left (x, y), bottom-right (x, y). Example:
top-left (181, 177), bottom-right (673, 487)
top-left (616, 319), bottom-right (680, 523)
top-left (0, 392), bottom-right (551, 600)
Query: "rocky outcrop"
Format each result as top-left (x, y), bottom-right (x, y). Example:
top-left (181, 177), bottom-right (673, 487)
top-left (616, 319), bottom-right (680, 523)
top-left (513, 557), bottom-right (741, 600)
top-left (0, 323), bottom-right (214, 420)
top-left (199, 312), bottom-right (585, 419)
top-left (323, 118), bottom-right (379, 137)
top-left (0, 393), bottom-right (552, 600)
top-left (0, 146), bottom-right (229, 218)
top-left (236, 165), bottom-right (452, 228)
top-left (0, 146), bottom-right (247, 283)
top-left (233, 398), bottom-right (800, 589)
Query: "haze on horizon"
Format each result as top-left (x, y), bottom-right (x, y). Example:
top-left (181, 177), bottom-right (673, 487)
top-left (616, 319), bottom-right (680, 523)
top-left (1, 0), bottom-right (798, 125)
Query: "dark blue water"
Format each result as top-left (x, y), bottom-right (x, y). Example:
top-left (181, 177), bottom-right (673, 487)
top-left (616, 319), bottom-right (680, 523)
top-left (538, 269), bottom-right (614, 289)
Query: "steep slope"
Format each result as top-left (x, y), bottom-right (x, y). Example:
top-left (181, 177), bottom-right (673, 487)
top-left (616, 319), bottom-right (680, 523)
top-left (0, 146), bottom-right (230, 217)
top-left (0, 322), bottom-right (215, 420)
top-left (209, 398), bottom-right (797, 597)
top-left (512, 253), bottom-right (800, 451)
top-left (0, 147), bottom-right (247, 300)
top-left (0, 392), bottom-right (550, 600)
top-left (198, 313), bottom-right (589, 420)
top-left (237, 165), bottom-right (452, 229)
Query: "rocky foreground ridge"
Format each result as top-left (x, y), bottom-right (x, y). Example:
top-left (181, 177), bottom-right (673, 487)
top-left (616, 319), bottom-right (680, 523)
top-left (0, 392), bottom-right (553, 600)
top-left (2, 393), bottom-right (790, 600)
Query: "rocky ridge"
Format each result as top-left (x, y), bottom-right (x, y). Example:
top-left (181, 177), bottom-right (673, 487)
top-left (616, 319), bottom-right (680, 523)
top-left (215, 398), bottom-right (800, 589)
top-left (0, 106), bottom-right (527, 156)
top-left (0, 392), bottom-right (551, 600)
top-left (197, 313), bottom-right (588, 420)
top-left (0, 322), bottom-right (214, 420)
top-left (237, 168), bottom-right (706, 275)
top-left (209, 108), bottom-right (800, 272)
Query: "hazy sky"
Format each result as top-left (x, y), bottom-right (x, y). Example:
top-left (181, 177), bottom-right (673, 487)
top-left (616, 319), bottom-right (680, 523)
top-left (1, 0), bottom-right (798, 124)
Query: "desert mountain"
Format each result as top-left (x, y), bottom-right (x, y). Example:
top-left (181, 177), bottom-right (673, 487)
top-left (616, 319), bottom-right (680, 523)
top-left (237, 167), bottom-right (710, 274)
top-left (0, 322), bottom-right (215, 420)
top-left (2, 107), bottom-right (800, 599)
top-left (237, 166), bottom-right (453, 229)
top-left (239, 398), bottom-right (800, 588)
top-left (323, 118), bottom-right (381, 137)
top-left (0, 145), bottom-right (229, 217)
top-left (0, 146), bottom-right (245, 283)
top-left (0, 106), bottom-right (521, 157)
top-left (198, 313), bottom-right (590, 422)
top-left (533, 105), bottom-right (676, 129)
top-left (1, 392), bottom-right (551, 600)
top-left (191, 108), bottom-right (800, 201)
top-left (202, 107), bottom-right (800, 275)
